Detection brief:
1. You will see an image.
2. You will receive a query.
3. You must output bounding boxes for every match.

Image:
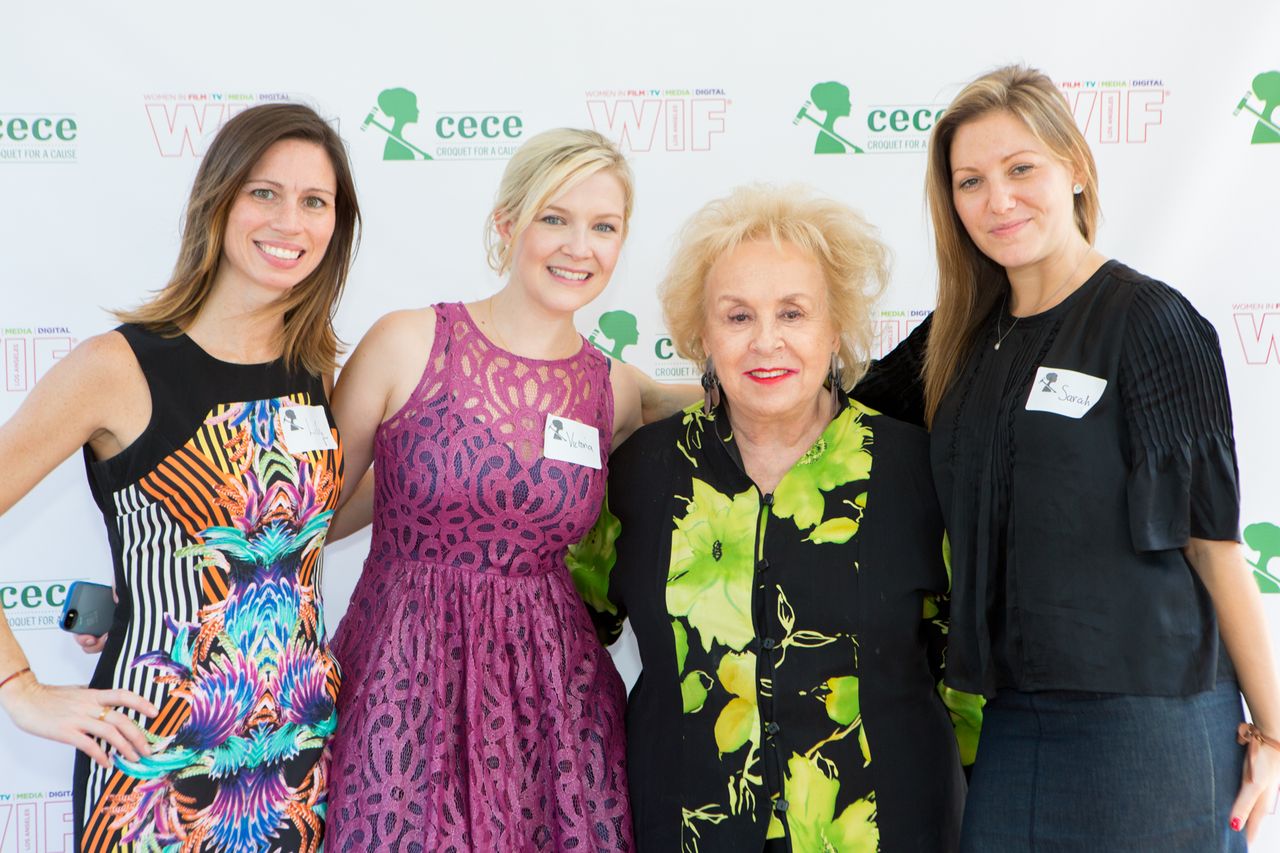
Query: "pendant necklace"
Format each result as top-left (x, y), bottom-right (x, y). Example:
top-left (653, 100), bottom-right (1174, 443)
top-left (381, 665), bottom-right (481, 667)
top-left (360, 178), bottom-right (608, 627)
top-left (993, 249), bottom-right (1091, 351)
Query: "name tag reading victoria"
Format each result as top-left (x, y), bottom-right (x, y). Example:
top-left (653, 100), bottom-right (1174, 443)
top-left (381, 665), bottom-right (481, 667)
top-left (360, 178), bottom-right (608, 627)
top-left (543, 414), bottom-right (601, 469)
top-left (280, 404), bottom-right (339, 453)
top-left (1024, 366), bottom-right (1107, 419)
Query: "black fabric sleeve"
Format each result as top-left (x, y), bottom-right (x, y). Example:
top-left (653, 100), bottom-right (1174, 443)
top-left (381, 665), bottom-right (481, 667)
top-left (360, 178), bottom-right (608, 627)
top-left (1119, 282), bottom-right (1241, 551)
top-left (852, 313), bottom-right (931, 427)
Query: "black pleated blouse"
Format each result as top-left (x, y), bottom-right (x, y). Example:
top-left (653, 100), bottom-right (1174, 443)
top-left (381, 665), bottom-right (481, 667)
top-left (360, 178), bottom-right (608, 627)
top-left (856, 261), bottom-right (1240, 697)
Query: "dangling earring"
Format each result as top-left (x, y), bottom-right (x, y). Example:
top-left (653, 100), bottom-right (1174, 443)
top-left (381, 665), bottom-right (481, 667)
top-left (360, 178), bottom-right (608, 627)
top-left (1072, 182), bottom-right (1084, 195)
top-left (828, 352), bottom-right (841, 409)
top-left (701, 356), bottom-right (721, 412)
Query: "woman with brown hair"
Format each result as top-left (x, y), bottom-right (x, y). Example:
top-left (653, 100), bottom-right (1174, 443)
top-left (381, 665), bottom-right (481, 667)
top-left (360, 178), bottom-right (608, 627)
top-left (0, 102), bottom-right (360, 851)
top-left (858, 65), bottom-right (1280, 850)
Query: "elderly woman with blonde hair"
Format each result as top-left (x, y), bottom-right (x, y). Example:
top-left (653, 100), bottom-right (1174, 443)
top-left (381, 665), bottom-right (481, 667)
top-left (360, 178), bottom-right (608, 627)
top-left (571, 185), bottom-right (976, 852)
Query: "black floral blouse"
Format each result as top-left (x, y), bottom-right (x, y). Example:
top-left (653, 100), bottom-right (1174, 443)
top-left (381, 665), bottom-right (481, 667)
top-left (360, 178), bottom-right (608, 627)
top-left (569, 396), bottom-right (979, 852)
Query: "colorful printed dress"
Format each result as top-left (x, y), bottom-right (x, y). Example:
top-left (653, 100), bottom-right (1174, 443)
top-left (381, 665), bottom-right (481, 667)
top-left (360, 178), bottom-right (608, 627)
top-left (327, 302), bottom-right (632, 851)
top-left (75, 324), bottom-right (343, 852)
top-left (569, 396), bottom-right (981, 852)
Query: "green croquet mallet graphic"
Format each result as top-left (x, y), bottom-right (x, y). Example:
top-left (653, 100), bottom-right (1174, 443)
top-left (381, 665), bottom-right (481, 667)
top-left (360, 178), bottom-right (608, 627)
top-left (361, 87), bottom-right (433, 160)
top-left (1235, 71), bottom-right (1280, 144)
top-left (794, 99), bottom-right (865, 154)
top-left (1234, 94), bottom-right (1280, 136)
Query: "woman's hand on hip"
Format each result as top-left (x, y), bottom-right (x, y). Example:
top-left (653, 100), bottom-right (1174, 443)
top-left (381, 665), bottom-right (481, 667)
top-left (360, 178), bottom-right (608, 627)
top-left (0, 675), bottom-right (159, 769)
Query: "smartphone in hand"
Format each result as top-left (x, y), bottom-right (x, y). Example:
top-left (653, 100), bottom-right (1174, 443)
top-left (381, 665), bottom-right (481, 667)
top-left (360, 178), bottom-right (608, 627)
top-left (59, 581), bottom-right (116, 636)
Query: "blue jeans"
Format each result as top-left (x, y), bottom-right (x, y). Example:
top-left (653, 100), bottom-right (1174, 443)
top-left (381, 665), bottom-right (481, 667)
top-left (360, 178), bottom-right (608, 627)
top-left (961, 680), bottom-right (1246, 852)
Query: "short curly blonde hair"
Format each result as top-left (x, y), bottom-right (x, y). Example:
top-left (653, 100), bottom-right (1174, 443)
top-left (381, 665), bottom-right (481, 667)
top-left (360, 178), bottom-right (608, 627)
top-left (484, 128), bottom-right (634, 275)
top-left (659, 184), bottom-right (889, 388)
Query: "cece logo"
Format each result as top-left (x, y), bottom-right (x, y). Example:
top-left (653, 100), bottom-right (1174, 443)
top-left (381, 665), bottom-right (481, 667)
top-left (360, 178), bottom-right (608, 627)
top-left (0, 116), bottom-right (77, 142)
top-left (0, 113), bottom-right (78, 164)
top-left (0, 582), bottom-right (68, 610)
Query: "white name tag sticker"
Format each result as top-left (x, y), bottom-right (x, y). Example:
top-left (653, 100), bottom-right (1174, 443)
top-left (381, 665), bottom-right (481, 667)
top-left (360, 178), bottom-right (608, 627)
top-left (543, 414), bottom-right (601, 469)
top-left (279, 404), bottom-right (338, 453)
top-left (1024, 366), bottom-right (1107, 419)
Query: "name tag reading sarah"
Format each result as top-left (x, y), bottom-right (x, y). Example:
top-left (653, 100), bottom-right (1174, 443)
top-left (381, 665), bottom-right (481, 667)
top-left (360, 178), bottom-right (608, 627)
top-left (279, 404), bottom-right (338, 453)
top-left (1024, 366), bottom-right (1107, 419)
top-left (543, 414), bottom-right (601, 469)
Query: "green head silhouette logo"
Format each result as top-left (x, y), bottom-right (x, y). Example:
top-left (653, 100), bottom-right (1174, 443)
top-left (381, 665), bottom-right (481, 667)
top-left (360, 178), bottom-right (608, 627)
top-left (362, 87), bottom-right (432, 160)
top-left (1234, 71), bottom-right (1280, 144)
top-left (1246, 522), bottom-right (1280, 593)
top-left (588, 310), bottom-right (639, 362)
top-left (795, 81), bottom-right (864, 154)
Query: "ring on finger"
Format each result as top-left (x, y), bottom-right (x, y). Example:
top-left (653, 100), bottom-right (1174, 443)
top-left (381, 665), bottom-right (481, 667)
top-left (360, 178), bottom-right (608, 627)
top-left (96, 706), bottom-right (109, 722)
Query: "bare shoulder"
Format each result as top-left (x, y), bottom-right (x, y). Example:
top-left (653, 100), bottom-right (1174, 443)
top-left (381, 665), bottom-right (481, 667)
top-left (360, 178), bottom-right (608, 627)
top-left (335, 307), bottom-right (439, 425)
top-left (52, 330), bottom-right (147, 403)
top-left (3, 329), bottom-right (150, 462)
top-left (354, 307), bottom-right (438, 363)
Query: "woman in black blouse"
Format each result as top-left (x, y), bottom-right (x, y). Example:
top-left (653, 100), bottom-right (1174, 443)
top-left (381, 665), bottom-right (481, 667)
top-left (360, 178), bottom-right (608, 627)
top-left (857, 65), bottom-right (1280, 850)
top-left (570, 185), bottom-right (976, 852)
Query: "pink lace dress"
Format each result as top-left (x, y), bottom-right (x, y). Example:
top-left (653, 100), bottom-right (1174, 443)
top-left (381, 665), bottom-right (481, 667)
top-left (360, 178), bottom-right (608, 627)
top-left (328, 303), bottom-right (632, 851)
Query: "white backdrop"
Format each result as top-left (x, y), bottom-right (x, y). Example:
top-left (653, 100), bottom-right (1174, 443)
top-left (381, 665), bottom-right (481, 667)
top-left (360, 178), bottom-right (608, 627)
top-left (3, 2), bottom-right (1279, 849)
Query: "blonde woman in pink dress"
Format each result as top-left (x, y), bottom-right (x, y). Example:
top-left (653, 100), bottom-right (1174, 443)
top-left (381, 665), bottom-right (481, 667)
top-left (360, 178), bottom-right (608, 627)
top-left (326, 129), bottom-right (686, 851)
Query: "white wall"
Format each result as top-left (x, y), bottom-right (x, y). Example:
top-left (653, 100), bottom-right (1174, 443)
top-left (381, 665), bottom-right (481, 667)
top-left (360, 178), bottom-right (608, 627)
top-left (3, 2), bottom-right (1278, 849)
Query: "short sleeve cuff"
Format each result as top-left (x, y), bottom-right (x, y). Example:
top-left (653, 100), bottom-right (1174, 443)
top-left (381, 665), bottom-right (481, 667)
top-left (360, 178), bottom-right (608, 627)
top-left (1127, 430), bottom-right (1241, 552)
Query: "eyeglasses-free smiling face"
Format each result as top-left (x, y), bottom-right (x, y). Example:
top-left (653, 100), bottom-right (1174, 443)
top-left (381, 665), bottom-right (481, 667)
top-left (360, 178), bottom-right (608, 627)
top-left (503, 169), bottom-right (627, 316)
top-left (701, 238), bottom-right (839, 427)
top-left (949, 110), bottom-right (1083, 279)
top-left (219, 138), bottom-right (338, 296)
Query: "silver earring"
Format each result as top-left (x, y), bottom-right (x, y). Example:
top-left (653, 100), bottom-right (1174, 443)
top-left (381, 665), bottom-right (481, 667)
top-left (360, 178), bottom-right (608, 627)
top-left (1072, 183), bottom-right (1084, 195)
top-left (828, 353), bottom-right (841, 408)
top-left (701, 357), bottom-right (721, 412)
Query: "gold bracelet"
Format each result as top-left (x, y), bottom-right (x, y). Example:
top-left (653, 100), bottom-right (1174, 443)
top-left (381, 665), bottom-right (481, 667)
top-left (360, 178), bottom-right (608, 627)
top-left (1238, 722), bottom-right (1280, 752)
top-left (0, 666), bottom-right (31, 691)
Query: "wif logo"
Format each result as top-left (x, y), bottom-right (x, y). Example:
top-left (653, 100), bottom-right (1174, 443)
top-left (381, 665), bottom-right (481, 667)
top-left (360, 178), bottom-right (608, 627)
top-left (1233, 71), bottom-right (1280, 144)
top-left (871, 310), bottom-right (930, 358)
top-left (144, 93), bottom-right (292, 157)
top-left (359, 87), bottom-right (524, 161)
top-left (585, 88), bottom-right (729, 153)
top-left (4, 326), bottom-right (75, 393)
top-left (1057, 78), bottom-right (1167, 144)
top-left (1232, 302), bottom-right (1280, 365)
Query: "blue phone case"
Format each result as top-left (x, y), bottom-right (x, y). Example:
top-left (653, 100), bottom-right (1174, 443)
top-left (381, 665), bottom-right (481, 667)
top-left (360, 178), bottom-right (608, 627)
top-left (59, 581), bottom-right (115, 636)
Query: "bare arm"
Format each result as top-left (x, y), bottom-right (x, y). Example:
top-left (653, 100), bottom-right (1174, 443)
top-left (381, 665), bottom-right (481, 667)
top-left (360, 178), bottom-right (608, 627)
top-left (330, 308), bottom-right (437, 510)
top-left (329, 469), bottom-right (374, 542)
top-left (1185, 537), bottom-right (1280, 841)
top-left (609, 362), bottom-right (699, 448)
top-left (0, 332), bottom-right (159, 767)
top-left (630, 366), bottom-right (699, 425)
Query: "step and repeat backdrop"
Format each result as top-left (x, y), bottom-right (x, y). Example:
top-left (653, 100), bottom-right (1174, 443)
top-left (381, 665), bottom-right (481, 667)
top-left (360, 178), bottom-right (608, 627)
top-left (2, 2), bottom-right (1278, 849)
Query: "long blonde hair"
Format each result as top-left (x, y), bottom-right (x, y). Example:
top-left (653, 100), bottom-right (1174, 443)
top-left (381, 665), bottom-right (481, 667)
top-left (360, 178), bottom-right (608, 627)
top-left (116, 103), bottom-right (361, 376)
top-left (922, 65), bottom-right (1099, 425)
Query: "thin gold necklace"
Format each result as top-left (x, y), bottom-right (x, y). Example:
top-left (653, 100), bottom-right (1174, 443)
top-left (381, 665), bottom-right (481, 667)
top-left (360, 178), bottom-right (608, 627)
top-left (993, 249), bottom-right (1091, 351)
top-left (486, 294), bottom-right (512, 352)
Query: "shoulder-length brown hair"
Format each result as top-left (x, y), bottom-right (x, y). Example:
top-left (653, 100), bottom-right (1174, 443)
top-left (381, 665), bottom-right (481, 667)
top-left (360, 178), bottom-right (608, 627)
top-left (922, 65), bottom-right (1099, 425)
top-left (116, 102), bottom-right (361, 376)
